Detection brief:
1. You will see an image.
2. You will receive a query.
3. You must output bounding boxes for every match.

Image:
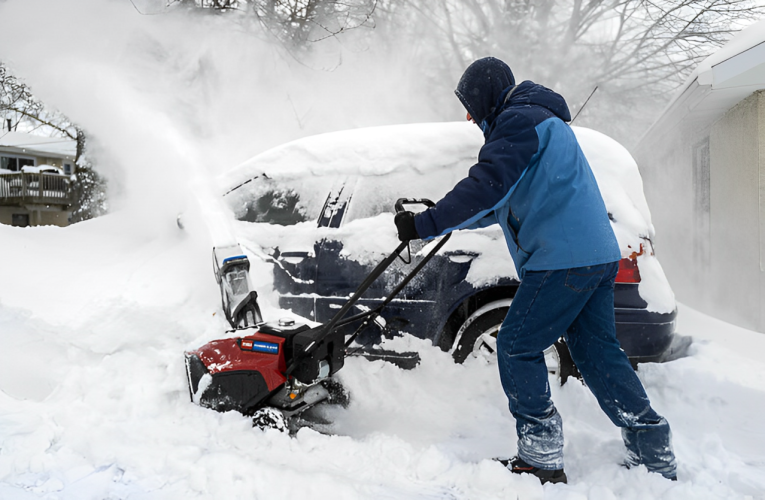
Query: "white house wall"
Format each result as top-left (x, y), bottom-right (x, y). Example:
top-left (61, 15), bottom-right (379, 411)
top-left (709, 91), bottom-right (765, 330)
top-left (637, 90), bottom-right (765, 332)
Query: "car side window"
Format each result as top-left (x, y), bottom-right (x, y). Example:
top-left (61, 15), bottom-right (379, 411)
top-left (226, 175), bottom-right (334, 226)
top-left (225, 175), bottom-right (310, 226)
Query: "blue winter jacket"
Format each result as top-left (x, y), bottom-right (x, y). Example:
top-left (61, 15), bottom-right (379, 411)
top-left (414, 81), bottom-right (621, 278)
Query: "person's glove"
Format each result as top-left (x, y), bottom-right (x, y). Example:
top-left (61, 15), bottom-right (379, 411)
top-left (394, 211), bottom-right (420, 242)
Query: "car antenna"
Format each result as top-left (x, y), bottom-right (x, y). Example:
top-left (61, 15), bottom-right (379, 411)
top-left (570, 86), bottom-right (598, 125)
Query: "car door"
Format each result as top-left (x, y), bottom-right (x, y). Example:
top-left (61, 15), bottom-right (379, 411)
top-left (313, 178), bottom-right (384, 328)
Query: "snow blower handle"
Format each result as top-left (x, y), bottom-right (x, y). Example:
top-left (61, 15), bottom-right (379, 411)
top-left (395, 198), bottom-right (435, 214)
top-left (284, 198), bottom-right (446, 381)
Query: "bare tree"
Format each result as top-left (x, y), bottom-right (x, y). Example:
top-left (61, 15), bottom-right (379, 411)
top-left (172, 0), bottom-right (379, 47)
top-left (69, 130), bottom-right (108, 223)
top-left (0, 62), bottom-right (81, 141)
top-left (377, 0), bottom-right (765, 145)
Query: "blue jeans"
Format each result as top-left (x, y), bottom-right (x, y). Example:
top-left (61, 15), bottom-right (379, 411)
top-left (496, 262), bottom-right (677, 478)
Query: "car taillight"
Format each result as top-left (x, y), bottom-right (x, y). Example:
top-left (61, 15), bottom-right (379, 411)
top-left (616, 258), bottom-right (641, 283)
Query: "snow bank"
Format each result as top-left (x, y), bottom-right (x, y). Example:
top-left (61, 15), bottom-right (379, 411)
top-left (0, 1), bottom-right (756, 498)
top-left (1, 214), bottom-right (763, 499)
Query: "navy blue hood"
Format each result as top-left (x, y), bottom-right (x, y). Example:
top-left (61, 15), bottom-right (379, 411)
top-left (486, 81), bottom-right (572, 128)
top-left (455, 57), bottom-right (515, 125)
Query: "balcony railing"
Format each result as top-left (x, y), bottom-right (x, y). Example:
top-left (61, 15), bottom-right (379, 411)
top-left (0, 172), bottom-right (73, 206)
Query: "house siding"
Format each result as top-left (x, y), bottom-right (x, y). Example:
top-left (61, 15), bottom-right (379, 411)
top-left (709, 91), bottom-right (763, 330)
top-left (637, 101), bottom-right (711, 320)
top-left (0, 206), bottom-right (70, 227)
top-left (637, 90), bottom-right (765, 332)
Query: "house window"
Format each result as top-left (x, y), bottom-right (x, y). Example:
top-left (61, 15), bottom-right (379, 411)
top-left (1, 155), bottom-right (35, 172)
top-left (63, 163), bottom-right (73, 175)
top-left (11, 214), bottom-right (29, 227)
top-left (692, 137), bottom-right (711, 268)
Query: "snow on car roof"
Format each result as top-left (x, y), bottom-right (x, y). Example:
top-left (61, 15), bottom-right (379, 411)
top-left (573, 126), bottom-right (654, 241)
top-left (221, 122), bottom-right (483, 187)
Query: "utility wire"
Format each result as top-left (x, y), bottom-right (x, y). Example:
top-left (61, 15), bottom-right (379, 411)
top-left (570, 86), bottom-right (598, 124)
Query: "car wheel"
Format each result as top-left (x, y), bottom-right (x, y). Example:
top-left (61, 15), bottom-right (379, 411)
top-left (450, 299), bottom-right (580, 384)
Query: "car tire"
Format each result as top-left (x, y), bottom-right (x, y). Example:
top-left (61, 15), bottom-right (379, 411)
top-left (451, 299), bottom-right (511, 364)
top-left (450, 299), bottom-right (580, 384)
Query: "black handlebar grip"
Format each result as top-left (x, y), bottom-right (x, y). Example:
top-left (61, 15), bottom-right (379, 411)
top-left (395, 198), bottom-right (435, 213)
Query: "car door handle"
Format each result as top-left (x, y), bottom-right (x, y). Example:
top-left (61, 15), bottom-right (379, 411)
top-left (446, 252), bottom-right (478, 263)
top-left (279, 251), bottom-right (311, 265)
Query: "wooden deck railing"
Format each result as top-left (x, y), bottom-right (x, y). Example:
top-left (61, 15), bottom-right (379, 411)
top-left (0, 172), bottom-right (73, 205)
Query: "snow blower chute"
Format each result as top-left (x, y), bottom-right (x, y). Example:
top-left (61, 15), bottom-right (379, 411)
top-left (212, 244), bottom-right (263, 329)
top-left (185, 199), bottom-right (450, 428)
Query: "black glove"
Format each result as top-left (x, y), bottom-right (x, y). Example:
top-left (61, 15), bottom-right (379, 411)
top-left (394, 211), bottom-right (420, 242)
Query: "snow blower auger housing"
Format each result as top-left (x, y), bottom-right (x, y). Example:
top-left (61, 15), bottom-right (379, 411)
top-left (185, 199), bottom-right (451, 428)
top-left (185, 317), bottom-right (344, 415)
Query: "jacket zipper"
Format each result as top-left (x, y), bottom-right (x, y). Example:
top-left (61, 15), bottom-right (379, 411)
top-left (508, 203), bottom-right (530, 254)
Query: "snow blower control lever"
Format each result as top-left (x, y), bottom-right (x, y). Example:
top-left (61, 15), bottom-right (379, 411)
top-left (185, 199), bottom-right (451, 427)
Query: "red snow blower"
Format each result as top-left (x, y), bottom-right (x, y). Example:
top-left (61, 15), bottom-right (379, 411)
top-left (185, 199), bottom-right (450, 430)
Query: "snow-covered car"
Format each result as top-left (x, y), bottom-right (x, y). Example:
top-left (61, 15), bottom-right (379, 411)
top-left (220, 122), bottom-right (679, 374)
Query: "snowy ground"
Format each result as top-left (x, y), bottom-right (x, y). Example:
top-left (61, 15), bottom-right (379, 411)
top-left (1, 212), bottom-right (764, 500)
top-left (1, 2), bottom-right (764, 498)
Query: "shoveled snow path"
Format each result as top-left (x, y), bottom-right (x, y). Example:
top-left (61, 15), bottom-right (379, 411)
top-left (1, 215), bottom-right (764, 500)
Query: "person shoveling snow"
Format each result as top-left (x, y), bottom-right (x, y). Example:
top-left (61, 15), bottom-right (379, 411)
top-left (394, 56), bottom-right (678, 484)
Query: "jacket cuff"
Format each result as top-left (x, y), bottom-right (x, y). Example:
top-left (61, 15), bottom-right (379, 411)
top-left (413, 211), bottom-right (438, 240)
